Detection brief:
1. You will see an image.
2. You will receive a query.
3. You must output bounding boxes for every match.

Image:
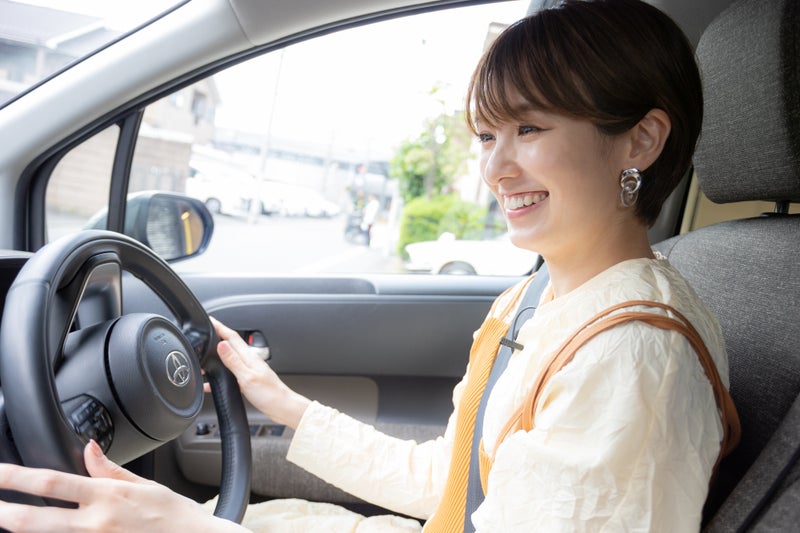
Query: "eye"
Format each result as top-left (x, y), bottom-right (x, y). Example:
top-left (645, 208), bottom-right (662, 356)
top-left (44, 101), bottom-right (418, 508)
top-left (518, 125), bottom-right (541, 136)
top-left (477, 132), bottom-right (495, 144)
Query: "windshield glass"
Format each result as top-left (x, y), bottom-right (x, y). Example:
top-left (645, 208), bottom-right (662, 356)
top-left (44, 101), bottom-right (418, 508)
top-left (0, 0), bottom-right (182, 107)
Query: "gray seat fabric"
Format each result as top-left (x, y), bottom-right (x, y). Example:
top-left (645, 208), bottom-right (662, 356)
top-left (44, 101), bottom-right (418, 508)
top-left (653, 0), bottom-right (799, 529)
top-left (735, 393), bottom-right (800, 531)
top-left (657, 219), bottom-right (800, 528)
top-left (692, 0), bottom-right (799, 204)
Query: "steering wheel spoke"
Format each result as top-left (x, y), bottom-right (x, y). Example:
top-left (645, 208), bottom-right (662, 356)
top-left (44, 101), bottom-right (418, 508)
top-left (72, 258), bottom-right (123, 329)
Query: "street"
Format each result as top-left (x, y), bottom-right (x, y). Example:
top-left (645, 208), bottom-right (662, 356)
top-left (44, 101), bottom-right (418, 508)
top-left (46, 209), bottom-right (404, 276)
top-left (172, 213), bottom-right (404, 275)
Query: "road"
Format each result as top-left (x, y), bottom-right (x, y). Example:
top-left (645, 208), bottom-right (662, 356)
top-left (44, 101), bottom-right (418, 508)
top-left (172, 213), bottom-right (405, 275)
top-left (47, 209), bottom-right (404, 275)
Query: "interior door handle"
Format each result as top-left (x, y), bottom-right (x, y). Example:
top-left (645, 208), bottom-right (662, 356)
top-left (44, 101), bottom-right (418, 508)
top-left (242, 330), bottom-right (271, 361)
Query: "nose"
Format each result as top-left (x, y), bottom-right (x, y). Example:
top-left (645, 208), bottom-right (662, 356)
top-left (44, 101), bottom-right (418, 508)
top-left (481, 136), bottom-right (520, 186)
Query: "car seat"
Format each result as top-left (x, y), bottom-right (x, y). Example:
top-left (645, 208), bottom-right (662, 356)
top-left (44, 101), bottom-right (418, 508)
top-left (654, 0), bottom-right (799, 530)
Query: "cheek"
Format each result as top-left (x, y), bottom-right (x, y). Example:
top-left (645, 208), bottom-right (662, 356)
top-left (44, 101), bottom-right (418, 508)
top-left (560, 174), bottom-right (620, 223)
top-left (478, 151), bottom-right (490, 182)
top-left (489, 189), bottom-right (504, 208)
top-left (479, 154), bottom-right (501, 200)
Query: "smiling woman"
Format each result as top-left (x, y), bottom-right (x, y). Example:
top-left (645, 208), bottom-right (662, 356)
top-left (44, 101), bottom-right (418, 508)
top-left (2, 1), bottom-right (740, 532)
top-left (8, 0), bottom-right (799, 530)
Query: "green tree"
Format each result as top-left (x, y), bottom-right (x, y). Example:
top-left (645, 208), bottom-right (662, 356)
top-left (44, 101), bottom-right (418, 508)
top-left (390, 88), bottom-right (485, 256)
top-left (390, 139), bottom-right (434, 202)
top-left (390, 109), bottom-right (474, 204)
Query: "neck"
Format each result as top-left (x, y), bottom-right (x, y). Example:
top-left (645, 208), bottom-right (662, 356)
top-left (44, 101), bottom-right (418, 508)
top-left (543, 221), bottom-right (654, 298)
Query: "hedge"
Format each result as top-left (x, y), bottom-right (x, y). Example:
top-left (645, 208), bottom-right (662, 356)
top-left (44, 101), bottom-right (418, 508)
top-left (397, 195), bottom-right (492, 257)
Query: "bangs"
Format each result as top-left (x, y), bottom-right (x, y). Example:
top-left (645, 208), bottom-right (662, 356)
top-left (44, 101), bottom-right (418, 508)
top-left (465, 19), bottom-right (556, 133)
top-left (465, 8), bottom-right (621, 135)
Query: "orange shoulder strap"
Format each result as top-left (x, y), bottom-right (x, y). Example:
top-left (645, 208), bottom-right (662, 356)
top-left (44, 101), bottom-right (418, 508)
top-left (423, 274), bottom-right (536, 532)
top-left (481, 300), bottom-right (741, 493)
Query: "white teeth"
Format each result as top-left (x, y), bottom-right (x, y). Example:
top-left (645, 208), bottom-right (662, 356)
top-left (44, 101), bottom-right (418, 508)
top-left (504, 193), bottom-right (548, 210)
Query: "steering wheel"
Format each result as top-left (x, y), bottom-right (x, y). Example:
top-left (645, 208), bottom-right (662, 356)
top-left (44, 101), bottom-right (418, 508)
top-left (0, 230), bottom-right (250, 523)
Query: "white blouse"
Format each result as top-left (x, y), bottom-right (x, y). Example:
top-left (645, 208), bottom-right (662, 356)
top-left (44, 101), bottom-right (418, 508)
top-left (286, 257), bottom-right (728, 532)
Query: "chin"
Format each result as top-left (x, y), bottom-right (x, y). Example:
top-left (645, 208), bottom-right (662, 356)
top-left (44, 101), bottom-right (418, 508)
top-left (507, 229), bottom-right (541, 253)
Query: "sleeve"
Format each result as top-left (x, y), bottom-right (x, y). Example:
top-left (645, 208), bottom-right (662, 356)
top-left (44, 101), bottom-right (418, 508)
top-left (284, 281), bottom-right (523, 519)
top-left (286, 374), bottom-right (467, 519)
top-left (471, 323), bottom-right (723, 532)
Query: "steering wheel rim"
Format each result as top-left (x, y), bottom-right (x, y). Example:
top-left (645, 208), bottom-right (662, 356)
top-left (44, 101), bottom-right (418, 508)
top-left (0, 230), bottom-right (250, 522)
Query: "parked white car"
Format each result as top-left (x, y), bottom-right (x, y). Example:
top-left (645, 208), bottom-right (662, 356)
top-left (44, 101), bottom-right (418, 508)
top-left (184, 160), bottom-right (251, 216)
top-left (404, 232), bottom-right (539, 275)
top-left (258, 181), bottom-right (341, 218)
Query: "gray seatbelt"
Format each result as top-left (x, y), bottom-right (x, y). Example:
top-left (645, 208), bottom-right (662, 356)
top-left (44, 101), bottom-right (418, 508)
top-left (463, 264), bottom-right (550, 532)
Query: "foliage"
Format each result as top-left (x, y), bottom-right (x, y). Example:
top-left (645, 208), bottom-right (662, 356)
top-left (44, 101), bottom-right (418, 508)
top-left (390, 141), bottom-right (433, 202)
top-left (397, 195), bottom-right (488, 257)
top-left (389, 108), bottom-right (474, 204)
top-left (390, 86), bottom-right (490, 256)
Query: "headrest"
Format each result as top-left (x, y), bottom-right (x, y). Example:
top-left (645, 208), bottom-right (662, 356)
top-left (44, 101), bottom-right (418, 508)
top-left (693, 0), bottom-right (800, 204)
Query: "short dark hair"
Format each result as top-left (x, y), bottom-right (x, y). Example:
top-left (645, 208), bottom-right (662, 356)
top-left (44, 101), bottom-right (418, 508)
top-left (466, 0), bottom-right (702, 226)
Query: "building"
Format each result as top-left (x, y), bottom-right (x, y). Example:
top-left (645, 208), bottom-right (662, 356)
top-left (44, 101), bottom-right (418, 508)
top-left (0, 0), bottom-right (220, 216)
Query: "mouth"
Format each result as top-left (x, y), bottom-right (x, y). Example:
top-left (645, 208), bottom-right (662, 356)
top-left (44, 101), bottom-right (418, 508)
top-left (503, 192), bottom-right (549, 211)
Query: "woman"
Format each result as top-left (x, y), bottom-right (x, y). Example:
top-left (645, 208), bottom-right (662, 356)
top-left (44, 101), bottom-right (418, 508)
top-left (0, 0), bottom-right (738, 531)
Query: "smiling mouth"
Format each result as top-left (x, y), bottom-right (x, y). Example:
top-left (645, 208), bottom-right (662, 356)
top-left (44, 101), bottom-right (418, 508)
top-left (504, 192), bottom-right (549, 210)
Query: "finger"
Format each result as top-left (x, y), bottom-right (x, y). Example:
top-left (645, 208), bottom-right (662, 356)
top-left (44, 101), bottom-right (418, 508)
top-left (217, 341), bottom-right (271, 387)
top-left (210, 318), bottom-right (252, 355)
top-left (216, 340), bottom-right (254, 373)
top-left (84, 441), bottom-right (151, 485)
top-left (210, 316), bottom-right (239, 342)
top-left (0, 463), bottom-right (90, 503)
top-left (0, 501), bottom-right (81, 533)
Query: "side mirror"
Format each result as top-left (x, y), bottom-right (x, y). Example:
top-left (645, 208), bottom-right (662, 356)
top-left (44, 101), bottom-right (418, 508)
top-left (85, 192), bottom-right (214, 262)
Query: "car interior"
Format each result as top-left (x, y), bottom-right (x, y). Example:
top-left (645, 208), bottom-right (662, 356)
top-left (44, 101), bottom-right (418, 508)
top-left (0, 0), bottom-right (797, 531)
top-left (653, 0), bottom-right (800, 528)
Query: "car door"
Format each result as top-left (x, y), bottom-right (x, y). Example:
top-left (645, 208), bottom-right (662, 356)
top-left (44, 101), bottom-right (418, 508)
top-left (36, 0), bottom-right (534, 509)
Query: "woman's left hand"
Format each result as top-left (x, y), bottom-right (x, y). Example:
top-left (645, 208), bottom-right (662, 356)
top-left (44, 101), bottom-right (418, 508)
top-left (0, 441), bottom-right (246, 532)
top-left (210, 316), bottom-right (310, 429)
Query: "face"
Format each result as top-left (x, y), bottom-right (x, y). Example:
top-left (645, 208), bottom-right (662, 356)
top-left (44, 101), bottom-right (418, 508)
top-left (477, 97), bottom-right (633, 263)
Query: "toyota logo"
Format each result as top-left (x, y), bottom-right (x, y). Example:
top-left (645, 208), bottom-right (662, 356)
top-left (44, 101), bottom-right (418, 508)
top-left (165, 350), bottom-right (192, 387)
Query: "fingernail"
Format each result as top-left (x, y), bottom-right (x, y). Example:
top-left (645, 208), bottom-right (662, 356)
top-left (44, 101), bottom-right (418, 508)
top-left (217, 342), bottom-right (230, 356)
top-left (89, 439), bottom-right (104, 457)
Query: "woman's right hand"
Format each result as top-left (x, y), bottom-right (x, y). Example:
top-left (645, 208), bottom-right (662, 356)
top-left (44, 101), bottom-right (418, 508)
top-left (210, 317), bottom-right (310, 429)
top-left (0, 441), bottom-right (247, 533)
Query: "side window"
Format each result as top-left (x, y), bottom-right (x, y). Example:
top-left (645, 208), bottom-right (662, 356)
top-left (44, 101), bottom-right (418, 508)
top-left (45, 125), bottom-right (117, 241)
top-left (58, 1), bottom-right (533, 276)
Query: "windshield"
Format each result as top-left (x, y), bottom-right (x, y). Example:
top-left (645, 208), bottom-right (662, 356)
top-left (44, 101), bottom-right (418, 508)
top-left (0, 0), bottom-right (182, 107)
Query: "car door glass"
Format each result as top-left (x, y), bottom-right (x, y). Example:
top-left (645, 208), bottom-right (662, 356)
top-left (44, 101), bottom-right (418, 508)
top-left (0, 1), bottom-right (183, 108)
top-left (129, 0), bottom-right (537, 275)
top-left (45, 125), bottom-right (117, 241)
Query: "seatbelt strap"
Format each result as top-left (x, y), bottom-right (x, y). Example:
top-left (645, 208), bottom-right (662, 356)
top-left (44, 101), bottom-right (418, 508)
top-left (463, 264), bottom-right (550, 532)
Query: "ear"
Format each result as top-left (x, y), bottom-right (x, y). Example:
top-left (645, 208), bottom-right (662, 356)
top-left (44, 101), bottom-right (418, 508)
top-left (626, 108), bottom-right (671, 171)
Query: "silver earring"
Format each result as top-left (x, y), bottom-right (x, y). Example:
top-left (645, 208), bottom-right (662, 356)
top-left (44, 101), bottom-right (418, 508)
top-left (619, 168), bottom-right (642, 207)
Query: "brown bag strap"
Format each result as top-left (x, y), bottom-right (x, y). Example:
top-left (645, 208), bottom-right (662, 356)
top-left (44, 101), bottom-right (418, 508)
top-left (491, 300), bottom-right (740, 473)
